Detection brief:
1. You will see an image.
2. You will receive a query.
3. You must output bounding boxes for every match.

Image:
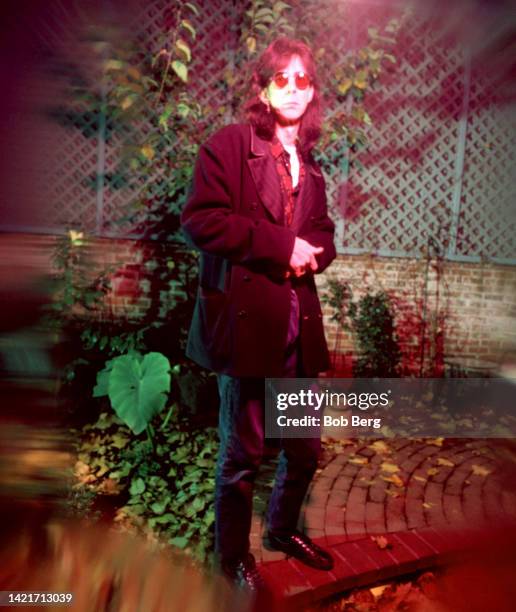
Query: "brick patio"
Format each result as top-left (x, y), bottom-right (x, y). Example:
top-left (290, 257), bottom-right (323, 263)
top-left (251, 438), bottom-right (516, 607)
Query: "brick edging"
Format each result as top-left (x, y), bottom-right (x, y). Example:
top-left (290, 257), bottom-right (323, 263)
top-left (260, 526), bottom-right (479, 606)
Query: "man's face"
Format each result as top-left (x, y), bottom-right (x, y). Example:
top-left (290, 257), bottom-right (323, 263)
top-left (260, 55), bottom-right (314, 124)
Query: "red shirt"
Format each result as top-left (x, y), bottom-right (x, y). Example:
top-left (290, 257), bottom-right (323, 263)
top-left (270, 137), bottom-right (306, 227)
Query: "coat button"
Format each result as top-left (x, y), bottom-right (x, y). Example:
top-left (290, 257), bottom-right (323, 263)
top-left (250, 202), bottom-right (258, 210)
top-left (303, 315), bottom-right (309, 321)
top-left (243, 275), bottom-right (251, 282)
top-left (237, 310), bottom-right (247, 318)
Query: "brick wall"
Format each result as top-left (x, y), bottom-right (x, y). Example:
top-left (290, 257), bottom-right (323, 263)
top-left (317, 254), bottom-right (516, 376)
top-left (5, 234), bottom-right (516, 375)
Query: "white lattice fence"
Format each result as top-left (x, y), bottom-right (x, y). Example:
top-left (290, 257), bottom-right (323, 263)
top-left (16, 0), bottom-right (516, 264)
top-left (457, 64), bottom-right (516, 262)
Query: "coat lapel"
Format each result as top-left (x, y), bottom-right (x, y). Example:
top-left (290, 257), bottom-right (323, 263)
top-left (247, 126), bottom-right (284, 223)
top-left (290, 161), bottom-right (321, 235)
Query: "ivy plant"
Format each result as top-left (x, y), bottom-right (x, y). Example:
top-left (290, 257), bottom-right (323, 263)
top-left (73, 409), bottom-right (218, 563)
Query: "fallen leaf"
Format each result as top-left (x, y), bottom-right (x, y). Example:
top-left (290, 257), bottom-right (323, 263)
top-left (471, 464), bottom-right (491, 477)
top-left (381, 474), bottom-right (404, 487)
top-left (74, 461), bottom-right (90, 477)
top-left (423, 502), bottom-right (434, 509)
top-left (385, 489), bottom-right (401, 497)
top-left (370, 584), bottom-right (389, 599)
top-left (414, 475), bottom-right (427, 483)
top-left (427, 468), bottom-right (439, 476)
top-left (380, 462), bottom-right (400, 473)
top-left (349, 456), bottom-right (369, 465)
top-left (98, 478), bottom-right (121, 495)
top-left (437, 458), bottom-right (455, 467)
top-left (377, 582), bottom-right (413, 609)
top-left (369, 441), bottom-right (390, 454)
top-left (359, 478), bottom-right (376, 486)
top-left (426, 437), bottom-right (444, 447)
top-left (371, 535), bottom-right (392, 549)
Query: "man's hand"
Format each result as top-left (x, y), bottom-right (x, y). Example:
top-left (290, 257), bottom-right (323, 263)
top-left (288, 237), bottom-right (324, 277)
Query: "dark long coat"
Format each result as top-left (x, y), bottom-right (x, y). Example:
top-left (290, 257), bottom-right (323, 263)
top-left (181, 123), bottom-right (336, 378)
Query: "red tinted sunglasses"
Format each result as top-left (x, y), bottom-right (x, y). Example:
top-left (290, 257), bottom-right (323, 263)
top-left (270, 71), bottom-right (312, 90)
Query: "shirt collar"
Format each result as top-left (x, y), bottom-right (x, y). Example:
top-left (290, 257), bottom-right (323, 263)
top-left (270, 136), bottom-right (300, 160)
top-left (270, 136), bottom-right (285, 159)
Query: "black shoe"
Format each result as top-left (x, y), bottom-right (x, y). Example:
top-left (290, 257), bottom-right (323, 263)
top-left (267, 530), bottom-right (334, 571)
top-left (222, 553), bottom-right (267, 593)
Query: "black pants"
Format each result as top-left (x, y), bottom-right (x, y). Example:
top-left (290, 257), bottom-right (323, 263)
top-left (214, 351), bottom-right (321, 564)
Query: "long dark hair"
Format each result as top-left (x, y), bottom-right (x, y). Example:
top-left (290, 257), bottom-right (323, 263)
top-left (242, 37), bottom-right (322, 155)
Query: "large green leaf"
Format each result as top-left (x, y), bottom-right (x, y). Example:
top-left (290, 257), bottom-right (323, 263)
top-left (108, 352), bottom-right (171, 434)
top-left (92, 357), bottom-right (117, 397)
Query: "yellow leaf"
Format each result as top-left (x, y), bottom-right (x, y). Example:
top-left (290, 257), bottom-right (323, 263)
top-left (175, 38), bottom-right (191, 63)
top-left (353, 69), bottom-right (369, 89)
top-left (427, 468), bottom-right (439, 476)
top-left (427, 437), bottom-right (444, 447)
top-left (437, 458), bottom-right (455, 467)
top-left (338, 78), bottom-right (352, 95)
top-left (121, 96), bottom-right (134, 110)
top-left (141, 144), bottom-right (155, 160)
top-left (96, 465), bottom-right (109, 478)
top-left (68, 230), bottom-right (84, 246)
top-left (471, 464), bottom-right (491, 477)
top-left (381, 474), bottom-right (404, 487)
top-left (246, 36), bottom-right (256, 54)
top-left (75, 461), bottom-right (90, 477)
top-left (181, 19), bottom-right (196, 39)
top-left (369, 440), bottom-right (390, 454)
top-left (370, 585), bottom-right (389, 598)
top-left (172, 60), bottom-right (188, 83)
top-left (380, 462), bottom-right (399, 473)
top-left (385, 489), bottom-right (400, 497)
top-left (423, 502), bottom-right (433, 509)
top-left (349, 456), bottom-right (368, 465)
top-left (414, 475), bottom-right (427, 483)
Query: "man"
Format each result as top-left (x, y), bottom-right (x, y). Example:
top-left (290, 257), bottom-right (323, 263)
top-left (181, 37), bottom-right (336, 591)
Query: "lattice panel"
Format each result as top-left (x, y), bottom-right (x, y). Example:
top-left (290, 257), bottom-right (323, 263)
top-left (304, 0), bottom-right (355, 211)
top-left (98, 0), bottom-right (236, 236)
top-left (17, 0), bottom-right (516, 264)
top-left (456, 65), bottom-right (516, 260)
top-left (339, 8), bottom-right (465, 256)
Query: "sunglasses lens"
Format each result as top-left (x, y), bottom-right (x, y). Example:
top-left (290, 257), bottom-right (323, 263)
top-left (295, 73), bottom-right (310, 89)
top-left (273, 73), bottom-right (289, 88)
top-left (271, 71), bottom-right (311, 90)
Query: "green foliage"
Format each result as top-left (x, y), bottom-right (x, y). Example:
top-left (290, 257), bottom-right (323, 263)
top-left (46, 231), bottom-right (107, 324)
top-left (74, 410), bottom-right (218, 563)
top-left (93, 352), bottom-right (176, 434)
top-left (49, 0), bottom-right (408, 415)
top-left (323, 280), bottom-right (401, 377)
